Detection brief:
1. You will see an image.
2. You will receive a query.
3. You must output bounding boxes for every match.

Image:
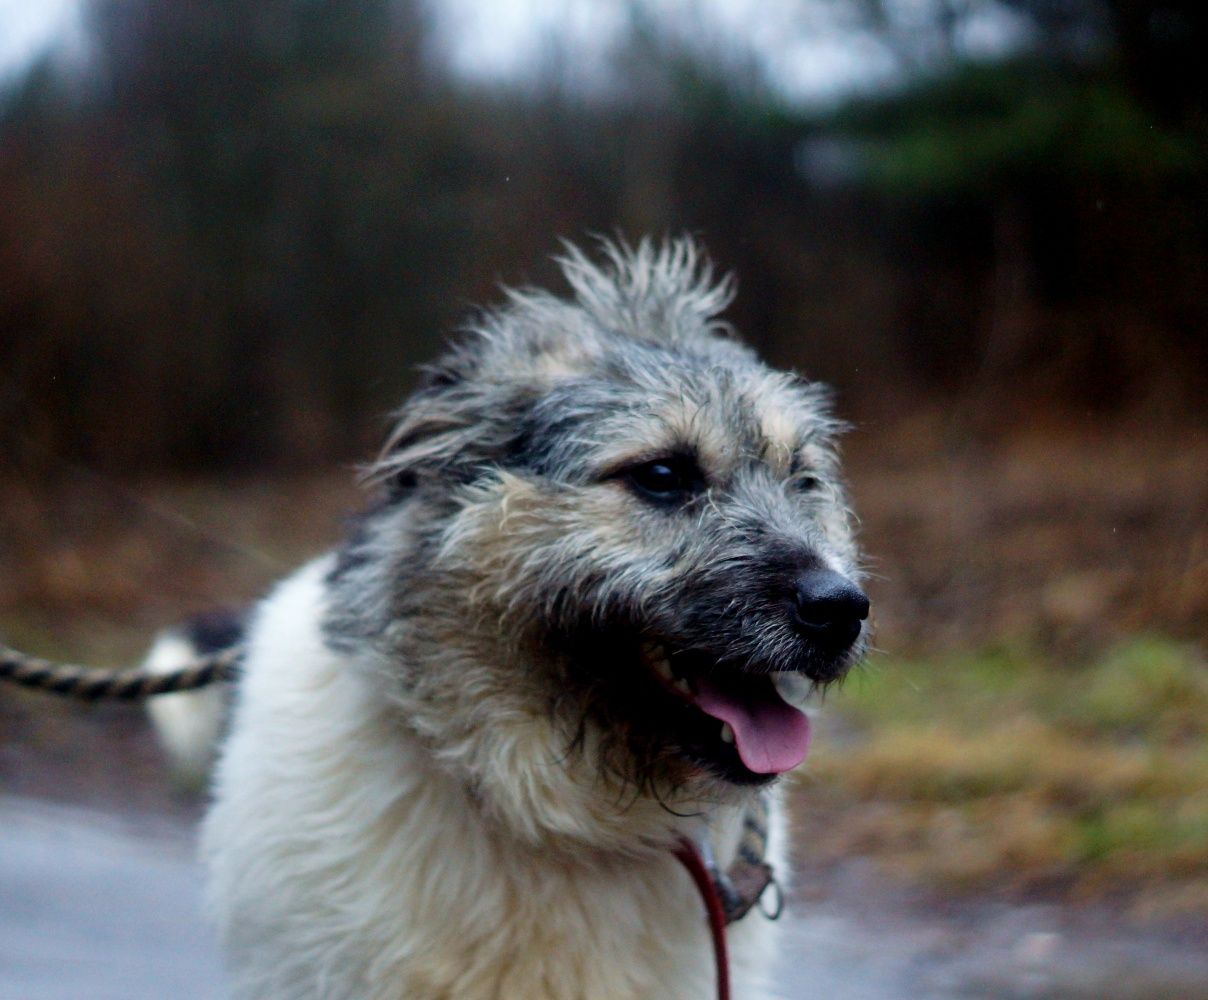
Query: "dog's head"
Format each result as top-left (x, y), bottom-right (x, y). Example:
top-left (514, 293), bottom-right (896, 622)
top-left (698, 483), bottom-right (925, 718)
top-left (326, 239), bottom-right (866, 847)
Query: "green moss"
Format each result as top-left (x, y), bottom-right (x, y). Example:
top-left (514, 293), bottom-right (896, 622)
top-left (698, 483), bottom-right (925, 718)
top-left (1070, 639), bottom-right (1208, 740)
top-left (808, 637), bottom-right (1208, 900)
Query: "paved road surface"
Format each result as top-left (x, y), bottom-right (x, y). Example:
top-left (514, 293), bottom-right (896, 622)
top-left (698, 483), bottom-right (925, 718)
top-left (3, 795), bottom-right (1206, 1000)
top-left (0, 797), bottom-right (224, 1000)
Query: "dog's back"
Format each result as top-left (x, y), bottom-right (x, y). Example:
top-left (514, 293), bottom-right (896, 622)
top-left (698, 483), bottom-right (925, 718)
top-left (145, 610), bottom-right (243, 787)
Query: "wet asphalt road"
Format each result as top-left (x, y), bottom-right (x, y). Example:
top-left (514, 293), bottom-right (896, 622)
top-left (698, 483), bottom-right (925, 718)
top-left (0, 797), bottom-right (224, 1000)
top-left (3, 795), bottom-right (1206, 1000)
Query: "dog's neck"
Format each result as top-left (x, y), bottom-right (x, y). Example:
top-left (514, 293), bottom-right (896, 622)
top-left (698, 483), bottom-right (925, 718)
top-left (207, 558), bottom-right (785, 1000)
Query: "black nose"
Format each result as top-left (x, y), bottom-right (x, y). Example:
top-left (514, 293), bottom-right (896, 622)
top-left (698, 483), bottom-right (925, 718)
top-left (792, 569), bottom-right (869, 650)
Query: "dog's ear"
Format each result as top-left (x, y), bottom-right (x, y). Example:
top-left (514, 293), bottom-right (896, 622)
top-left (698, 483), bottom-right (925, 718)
top-left (368, 382), bottom-right (475, 496)
top-left (415, 362), bottom-right (465, 393)
top-left (366, 361), bottom-right (532, 497)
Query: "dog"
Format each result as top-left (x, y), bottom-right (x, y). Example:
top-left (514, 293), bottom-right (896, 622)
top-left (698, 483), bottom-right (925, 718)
top-left (165, 239), bottom-right (868, 999)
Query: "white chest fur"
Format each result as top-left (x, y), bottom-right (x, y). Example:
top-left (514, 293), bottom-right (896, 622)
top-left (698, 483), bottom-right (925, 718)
top-left (203, 561), bottom-right (784, 1000)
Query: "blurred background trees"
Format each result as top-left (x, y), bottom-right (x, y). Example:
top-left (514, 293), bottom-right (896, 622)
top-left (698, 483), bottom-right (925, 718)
top-left (2, 0), bottom-right (1203, 471)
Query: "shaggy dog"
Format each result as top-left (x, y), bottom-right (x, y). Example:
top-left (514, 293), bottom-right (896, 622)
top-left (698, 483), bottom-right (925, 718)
top-left (179, 240), bottom-right (867, 999)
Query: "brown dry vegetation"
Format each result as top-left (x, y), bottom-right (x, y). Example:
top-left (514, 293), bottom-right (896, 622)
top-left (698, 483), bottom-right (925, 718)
top-left (799, 418), bottom-right (1208, 915)
top-left (847, 418), bottom-right (1207, 653)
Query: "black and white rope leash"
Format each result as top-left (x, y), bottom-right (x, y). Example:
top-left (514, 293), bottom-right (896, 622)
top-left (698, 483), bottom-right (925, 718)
top-left (0, 643), bottom-right (241, 701)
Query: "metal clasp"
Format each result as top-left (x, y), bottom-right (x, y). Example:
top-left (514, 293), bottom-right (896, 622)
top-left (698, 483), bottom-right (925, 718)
top-left (757, 873), bottom-right (784, 921)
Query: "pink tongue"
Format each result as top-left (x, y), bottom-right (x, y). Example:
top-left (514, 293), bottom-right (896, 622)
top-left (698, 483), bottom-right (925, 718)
top-left (694, 675), bottom-right (811, 775)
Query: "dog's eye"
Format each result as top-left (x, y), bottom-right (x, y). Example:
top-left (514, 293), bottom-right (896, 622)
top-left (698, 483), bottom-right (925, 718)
top-left (624, 458), bottom-right (703, 504)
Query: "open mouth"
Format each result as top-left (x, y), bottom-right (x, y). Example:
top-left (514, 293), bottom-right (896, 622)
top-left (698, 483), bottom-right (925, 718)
top-left (639, 640), bottom-right (813, 781)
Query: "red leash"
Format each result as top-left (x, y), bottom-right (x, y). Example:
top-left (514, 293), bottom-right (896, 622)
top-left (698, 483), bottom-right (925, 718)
top-left (674, 837), bottom-right (731, 1000)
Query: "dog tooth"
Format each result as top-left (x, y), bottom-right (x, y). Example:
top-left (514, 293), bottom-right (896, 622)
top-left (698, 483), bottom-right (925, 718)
top-left (719, 723), bottom-right (735, 745)
top-left (674, 678), bottom-right (691, 695)
top-left (655, 657), bottom-right (673, 680)
top-left (773, 671), bottom-right (811, 707)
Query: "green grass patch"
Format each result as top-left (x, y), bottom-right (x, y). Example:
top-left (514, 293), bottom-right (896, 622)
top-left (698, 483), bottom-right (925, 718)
top-left (802, 637), bottom-right (1208, 909)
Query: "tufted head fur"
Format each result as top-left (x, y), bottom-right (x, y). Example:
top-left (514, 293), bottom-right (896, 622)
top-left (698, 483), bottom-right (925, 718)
top-left (321, 238), bottom-right (866, 854)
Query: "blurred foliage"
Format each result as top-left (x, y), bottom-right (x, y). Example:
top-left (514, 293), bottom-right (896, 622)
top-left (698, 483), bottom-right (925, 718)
top-left (807, 638), bottom-right (1208, 908)
top-left (0, 0), bottom-right (1205, 471)
top-left (832, 62), bottom-right (1200, 195)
